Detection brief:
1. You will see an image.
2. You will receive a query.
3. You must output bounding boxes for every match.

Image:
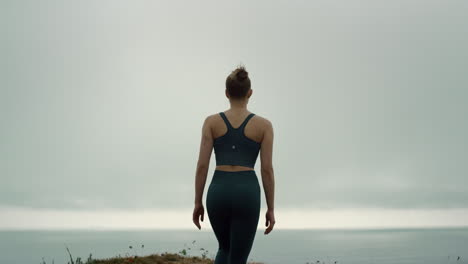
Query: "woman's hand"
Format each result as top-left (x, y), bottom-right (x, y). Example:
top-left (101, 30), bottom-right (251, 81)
top-left (264, 209), bottom-right (275, 235)
top-left (192, 203), bottom-right (205, 230)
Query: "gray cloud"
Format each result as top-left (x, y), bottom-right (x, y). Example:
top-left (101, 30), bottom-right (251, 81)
top-left (1, 0), bottom-right (467, 210)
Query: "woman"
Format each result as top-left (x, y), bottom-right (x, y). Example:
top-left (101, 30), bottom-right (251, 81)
top-left (193, 65), bottom-right (276, 264)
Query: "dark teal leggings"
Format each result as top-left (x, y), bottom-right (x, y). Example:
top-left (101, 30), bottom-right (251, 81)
top-left (206, 169), bottom-right (261, 264)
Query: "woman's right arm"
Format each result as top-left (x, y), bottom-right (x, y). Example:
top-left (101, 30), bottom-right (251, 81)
top-left (260, 119), bottom-right (275, 234)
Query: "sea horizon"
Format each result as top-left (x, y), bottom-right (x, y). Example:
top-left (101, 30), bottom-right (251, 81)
top-left (2, 225), bottom-right (468, 231)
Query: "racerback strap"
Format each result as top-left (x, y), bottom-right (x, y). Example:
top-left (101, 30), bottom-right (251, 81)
top-left (239, 113), bottom-right (255, 131)
top-left (219, 112), bottom-right (255, 130)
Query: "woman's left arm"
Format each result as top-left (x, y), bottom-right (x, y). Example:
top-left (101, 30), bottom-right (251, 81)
top-left (194, 115), bottom-right (213, 204)
top-left (193, 115), bottom-right (213, 229)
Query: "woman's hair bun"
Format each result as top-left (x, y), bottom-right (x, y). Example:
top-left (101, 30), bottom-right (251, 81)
top-left (226, 64), bottom-right (251, 98)
top-left (236, 69), bottom-right (248, 82)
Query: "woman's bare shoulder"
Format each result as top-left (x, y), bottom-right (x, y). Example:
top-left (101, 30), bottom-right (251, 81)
top-left (204, 112), bottom-right (221, 122)
top-left (202, 113), bottom-right (225, 131)
top-left (253, 113), bottom-right (273, 129)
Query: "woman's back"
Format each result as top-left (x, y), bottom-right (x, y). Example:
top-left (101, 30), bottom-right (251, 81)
top-left (212, 110), bottom-right (267, 171)
top-left (212, 110), bottom-right (264, 144)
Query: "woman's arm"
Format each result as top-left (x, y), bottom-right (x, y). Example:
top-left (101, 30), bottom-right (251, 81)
top-left (194, 115), bottom-right (213, 205)
top-left (193, 116), bottom-right (213, 230)
top-left (260, 119), bottom-right (275, 210)
top-left (260, 119), bottom-right (275, 234)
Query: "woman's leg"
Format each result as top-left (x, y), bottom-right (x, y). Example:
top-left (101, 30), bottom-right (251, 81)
top-left (228, 181), bottom-right (261, 264)
top-left (206, 183), bottom-right (232, 264)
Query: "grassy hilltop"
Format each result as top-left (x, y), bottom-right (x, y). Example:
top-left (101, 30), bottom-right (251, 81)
top-left (41, 242), bottom-right (264, 264)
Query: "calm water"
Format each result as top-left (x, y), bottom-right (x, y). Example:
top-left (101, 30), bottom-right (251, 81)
top-left (1, 228), bottom-right (467, 264)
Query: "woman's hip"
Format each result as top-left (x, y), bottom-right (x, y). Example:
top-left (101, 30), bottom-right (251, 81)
top-left (206, 169), bottom-right (260, 209)
top-left (210, 169), bottom-right (260, 186)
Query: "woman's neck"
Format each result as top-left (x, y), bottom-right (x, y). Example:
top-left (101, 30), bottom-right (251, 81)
top-left (229, 99), bottom-right (248, 111)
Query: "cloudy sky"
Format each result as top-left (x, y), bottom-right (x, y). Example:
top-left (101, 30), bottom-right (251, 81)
top-left (1, 0), bottom-right (467, 229)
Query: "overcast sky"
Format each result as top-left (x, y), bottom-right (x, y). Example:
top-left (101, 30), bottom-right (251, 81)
top-left (1, 0), bottom-right (467, 229)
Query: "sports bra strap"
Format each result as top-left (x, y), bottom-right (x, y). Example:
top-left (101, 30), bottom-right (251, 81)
top-left (219, 112), bottom-right (255, 130)
top-left (219, 112), bottom-right (233, 130)
top-left (239, 113), bottom-right (255, 130)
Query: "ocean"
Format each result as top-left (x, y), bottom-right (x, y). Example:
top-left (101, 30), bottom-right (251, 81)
top-left (0, 228), bottom-right (467, 264)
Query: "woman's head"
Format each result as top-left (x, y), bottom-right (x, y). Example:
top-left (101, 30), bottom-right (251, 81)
top-left (225, 65), bottom-right (251, 100)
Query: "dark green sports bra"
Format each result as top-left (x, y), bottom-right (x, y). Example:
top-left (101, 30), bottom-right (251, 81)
top-left (213, 112), bottom-right (261, 168)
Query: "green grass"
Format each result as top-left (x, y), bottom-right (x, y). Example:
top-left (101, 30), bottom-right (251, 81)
top-left (40, 240), bottom-right (264, 264)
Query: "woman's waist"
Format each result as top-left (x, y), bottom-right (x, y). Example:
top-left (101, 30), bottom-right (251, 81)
top-left (215, 164), bottom-right (255, 171)
top-left (211, 169), bottom-right (259, 185)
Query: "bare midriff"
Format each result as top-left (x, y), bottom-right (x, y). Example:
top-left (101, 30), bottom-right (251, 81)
top-left (215, 165), bottom-right (255, 172)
